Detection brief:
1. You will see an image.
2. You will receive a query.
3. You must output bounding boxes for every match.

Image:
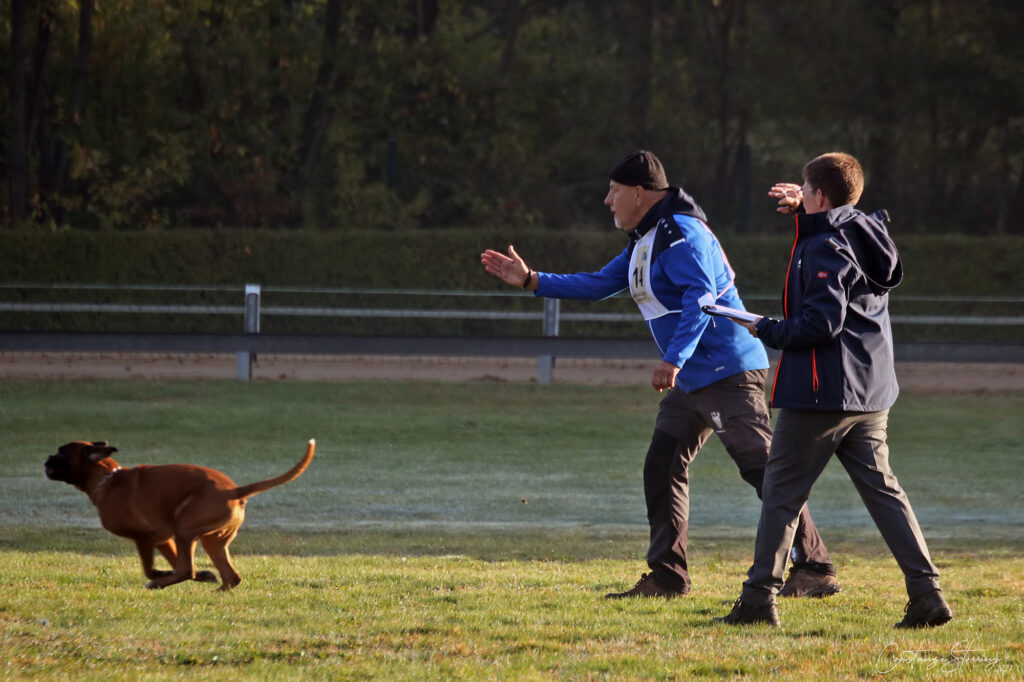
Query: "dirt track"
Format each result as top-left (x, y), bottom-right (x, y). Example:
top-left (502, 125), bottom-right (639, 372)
top-left (1, 352), bottom-right (1023, 392)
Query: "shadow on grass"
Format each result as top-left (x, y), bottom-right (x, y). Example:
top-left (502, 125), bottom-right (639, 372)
top-left (2, 525), bottom-right (1019, 563)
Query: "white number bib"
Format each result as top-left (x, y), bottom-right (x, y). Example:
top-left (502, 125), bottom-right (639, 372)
top-left (629, 228), bottom-right (673, 320)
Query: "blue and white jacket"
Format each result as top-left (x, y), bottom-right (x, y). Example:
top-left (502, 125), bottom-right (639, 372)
top-left (536, 188), bottom-right (768, 393)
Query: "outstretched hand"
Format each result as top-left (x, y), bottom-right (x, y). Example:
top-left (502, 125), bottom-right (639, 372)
top-left (768, 183), bottom-right (803, 214)
top-left (481, 245), bottom-right (532, 288)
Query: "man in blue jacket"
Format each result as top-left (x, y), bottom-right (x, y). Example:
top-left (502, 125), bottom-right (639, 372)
top-left (716, 152), bottom-right (952, 628)
top-left (481, 150), bottom-right (838, 599)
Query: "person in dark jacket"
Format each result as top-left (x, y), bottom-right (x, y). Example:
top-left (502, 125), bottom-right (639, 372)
top-left (481, 150), bottom-right (839, 600)
top-left (716, 152), bottom-right (952, 628)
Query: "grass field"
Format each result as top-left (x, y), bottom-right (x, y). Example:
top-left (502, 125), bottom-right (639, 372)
top-left (1, 379), bottom-right (1022, 680)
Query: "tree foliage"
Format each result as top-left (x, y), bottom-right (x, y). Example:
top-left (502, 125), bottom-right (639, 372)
top-left (2, 0), bottom-right (1022, 233)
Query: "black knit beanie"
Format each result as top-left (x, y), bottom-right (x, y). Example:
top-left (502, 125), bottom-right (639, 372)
top-left (608, 150), bottom-right (669, 190)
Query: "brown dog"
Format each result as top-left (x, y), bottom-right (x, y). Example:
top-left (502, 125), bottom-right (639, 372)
top-left (44, 439), bottom-right (315, 590)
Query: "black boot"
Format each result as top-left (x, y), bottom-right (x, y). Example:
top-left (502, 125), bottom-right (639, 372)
top-left (605, 573), bottom-right (688, 600)
top-left (894, 589), bottom-right (952, 629)
top-left (714, 598), bottom-right (781, 627)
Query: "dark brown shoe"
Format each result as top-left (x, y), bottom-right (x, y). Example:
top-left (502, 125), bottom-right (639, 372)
top-left (714, 598), bottom-right (781, 627)
top-left (605, 573), bottom-right (687, 600)
top-left (895, 589), bottom-right (953, 629)
top-left (779, 566), bottom-right (842, 598)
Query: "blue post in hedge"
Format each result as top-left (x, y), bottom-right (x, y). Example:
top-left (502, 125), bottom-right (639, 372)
top-left (236, 284), bottom-right (261, 381)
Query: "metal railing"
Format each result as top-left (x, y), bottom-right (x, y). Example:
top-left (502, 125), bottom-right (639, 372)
top-left (4, 283), bottom-right (1024, 323)
top-left (2, 283), bottom-right (1023, 382)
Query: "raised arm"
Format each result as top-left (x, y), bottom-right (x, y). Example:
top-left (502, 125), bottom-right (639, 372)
top-left (768, 182), bottom-right (803, 215)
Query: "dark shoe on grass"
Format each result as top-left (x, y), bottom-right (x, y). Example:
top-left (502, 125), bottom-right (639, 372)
top-left (714, 598), bottom-right (781, 627)
top-left (605, 573), bottom-right (687, 600)
top-left (779, 566), bottom-right (842, 598)
top-left (895, 589), bottom-right (953, 629)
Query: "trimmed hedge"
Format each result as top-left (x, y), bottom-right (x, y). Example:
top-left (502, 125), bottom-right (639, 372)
top-left (3, 229), bottom-right (1023, 293)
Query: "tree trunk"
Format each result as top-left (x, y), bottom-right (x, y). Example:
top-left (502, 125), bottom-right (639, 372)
top-left (626, 0), bottom-right (655, 145)
top-left (52, 0), bottom-right (95, 197)
top-left (297, 0), bottom-right (344, 184)
top-left (405, 0), bottom-right (440, 40)
top-left (475, 0), bottom-right (524, 161)
top-left (707, 0), bottom-right (742, 218)
top-left (864, 0), bottom-right (900, 211)
top-left (1008, 162), bottom-right (1024, 235)
top-left (29, 3), bottom-right (56, 203)
top-left (7, 0), bottom-right (30, 227)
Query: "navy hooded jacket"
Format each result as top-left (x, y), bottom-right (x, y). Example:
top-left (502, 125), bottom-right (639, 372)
top-left (754, 204), bottom-right (903, 411)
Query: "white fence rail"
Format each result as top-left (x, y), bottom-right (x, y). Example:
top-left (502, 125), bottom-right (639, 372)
top-left (3, 283), bottom-right (1024, 325)
top-left (2, 283), bottom-right (1022, 381)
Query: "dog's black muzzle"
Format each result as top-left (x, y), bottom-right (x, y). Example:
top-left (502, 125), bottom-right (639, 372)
top-left (44, 453), bottom-right (67, 481)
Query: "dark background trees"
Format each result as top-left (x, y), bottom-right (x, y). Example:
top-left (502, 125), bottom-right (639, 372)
top-left (2, 0), bottom-right (1022, 233)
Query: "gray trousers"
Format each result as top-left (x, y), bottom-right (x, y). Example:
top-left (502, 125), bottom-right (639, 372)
top-left (742, 408), bottom-right (940, 605)
top-left (646, 370), bottom-right (833, 592)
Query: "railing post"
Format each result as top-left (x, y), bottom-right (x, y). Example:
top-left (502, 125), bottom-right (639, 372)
top-left (236, 284), bottom-right (261, 380)
top-left (538, 298), bottom-right (560, 384)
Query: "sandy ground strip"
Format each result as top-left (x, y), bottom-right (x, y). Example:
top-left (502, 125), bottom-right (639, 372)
top-left (1, 352), bottom-right (1022, 392)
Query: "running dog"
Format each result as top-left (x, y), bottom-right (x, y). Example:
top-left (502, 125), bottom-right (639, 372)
top-left (44, 439), bottom-right (315, 590)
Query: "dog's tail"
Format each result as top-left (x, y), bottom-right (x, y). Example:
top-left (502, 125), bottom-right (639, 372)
top-left (228, 439), bottom-right (316, 500)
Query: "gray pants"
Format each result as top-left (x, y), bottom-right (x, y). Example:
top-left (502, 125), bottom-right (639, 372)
top-left (646, 370), bottom-right (833, 592)
top-left (742, 408), bottom-right (940, 605)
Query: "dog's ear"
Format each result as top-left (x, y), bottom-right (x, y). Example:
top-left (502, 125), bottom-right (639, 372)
top-left (85, 442), bottom-right (118, 461)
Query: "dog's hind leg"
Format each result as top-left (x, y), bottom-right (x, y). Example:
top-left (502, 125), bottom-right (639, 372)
top-left (156, 538), bottom-right (216, 583)
top-left (200, 530), bottom-right (242, 591)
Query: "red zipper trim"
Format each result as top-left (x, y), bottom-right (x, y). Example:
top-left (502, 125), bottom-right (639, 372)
top-left (811, 348), bottom-right (819, 393)
top-left (770, 214), bottom-right (801, 404)
top-left (782, 214), bottom-right (799, 319)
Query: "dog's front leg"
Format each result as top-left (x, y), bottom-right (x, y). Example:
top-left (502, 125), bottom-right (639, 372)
top-left (135, 538), bottom-right (173, 581)
top-left (155, 539), bottom-right (177, 576)
top-left (145, 535), bottom-right (198, 589)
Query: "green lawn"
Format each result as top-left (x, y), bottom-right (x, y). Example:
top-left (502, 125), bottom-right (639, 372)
top-left (1, 379), bottom-right (1022, 679)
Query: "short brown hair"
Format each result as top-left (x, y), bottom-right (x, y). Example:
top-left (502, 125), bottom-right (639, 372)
top-left (803, 152), bottom-right (864, 207)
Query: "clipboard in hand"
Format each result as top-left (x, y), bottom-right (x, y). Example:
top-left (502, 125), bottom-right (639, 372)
top-left (701, 303), bottom-right (760, 323)
top-left (697, 292), bottom-right (761, 324)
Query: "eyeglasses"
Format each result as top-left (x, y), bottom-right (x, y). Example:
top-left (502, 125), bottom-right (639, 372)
top-left (781, 186), bottom-right (820, 197)
top-left (776, 186), bottom-right (821, 200)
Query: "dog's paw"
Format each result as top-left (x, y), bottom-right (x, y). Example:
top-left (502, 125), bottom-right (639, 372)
top-left (145, 580), bottom-right (162, 590)
top-left (194, 571), bottom-right (218, 583)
